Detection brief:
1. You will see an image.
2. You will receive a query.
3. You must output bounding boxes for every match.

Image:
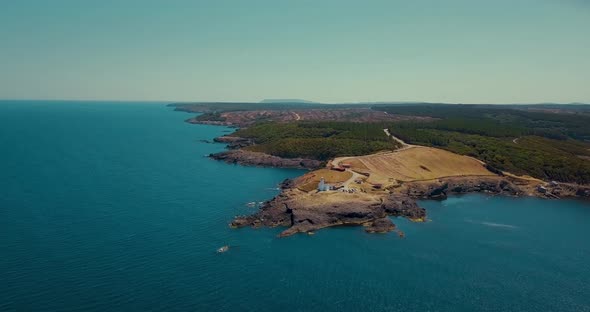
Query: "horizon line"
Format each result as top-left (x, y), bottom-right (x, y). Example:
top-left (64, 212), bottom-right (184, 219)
top-left (1, 98), bottom-right (589, 106)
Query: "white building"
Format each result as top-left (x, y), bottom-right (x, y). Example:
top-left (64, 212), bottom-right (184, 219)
top-left (318, 177), bottom-right (331, 192)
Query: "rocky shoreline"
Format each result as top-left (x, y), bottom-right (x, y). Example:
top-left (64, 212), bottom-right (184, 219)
top-left (210, 150), bottom-right (322, 170)
top-left (230, 179), bottom-right (426, 237)
top-left (212, 136), bottom-right (253, 149)
top-left (229, 177), bottom-right (518, 237)
top-left (208, 135), bottom-right (322, 170)
top-left (401, 177), bottom-right (523, 200)
top-left (187, 119), bottom-right (234, 127)
top-left (203, 128), bottom-right (590, 238)
top-left (229, 174), bottom-right (590, 237)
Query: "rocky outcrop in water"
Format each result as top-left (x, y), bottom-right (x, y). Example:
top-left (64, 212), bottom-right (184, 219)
top-left (213, 136), bottom-right (253, 149)
top-left (382, 195), bottom-right (426, 220)
top-left (231, 192), bottom-right (426, 237)
top-left (575, 187), bottom-right (590, 197)
top-left (363, 218), bottom-right (396, 234)
top-left (208, 134), bottom-right (322, 169)
top-left (228, 170), bottom-right (590, 238)
top-left (210, 150), bottom-right (322, 170)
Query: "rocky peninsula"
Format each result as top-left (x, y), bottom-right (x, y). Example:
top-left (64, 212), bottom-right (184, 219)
top-left (229, 172), bottom-right (589, 237)
top-left (171, 102), bottom-right (590, 237)
top-left (214, 134), bottom-right (590, 237)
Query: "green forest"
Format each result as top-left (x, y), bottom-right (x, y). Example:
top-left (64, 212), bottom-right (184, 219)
top-left (388, 126), bottom-right (590, 184)
top-left (372, 104), bottom-right (590, 141)
top-left (375, 104), bottom-right (590, 184)
top-left (220, 104), bottom-right (590, 184)
top-left (233, 122), bottom-right (399, 161)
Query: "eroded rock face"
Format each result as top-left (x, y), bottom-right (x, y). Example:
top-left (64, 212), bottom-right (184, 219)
top-left (382, 195), bottom-right (426, 220)
top-left (364, 218), bottom-right (396, 234)
top-left (229, 173), bottom-right (588, 238)
top-left (210, 150), bottom-right (321, 170)
top-left (212, 136), bottom-right (253, 149)
top-left (404, 178), bottom-right (522, 200)
top-left (279, 178), bottom-right (296, 190)
top-left (576, 187), bottom-right (590, 197)
top-left (231, 191), bottom-right (426, 237)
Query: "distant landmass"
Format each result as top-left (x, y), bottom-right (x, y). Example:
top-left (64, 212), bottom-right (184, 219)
top-left (259, 99), bottom-right (319, 104)
top-left (173, 101), bottom-right (590, 186)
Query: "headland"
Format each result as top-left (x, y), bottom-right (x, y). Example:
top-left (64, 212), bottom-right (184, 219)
top-left (171, 102), bottom-right (590, 237)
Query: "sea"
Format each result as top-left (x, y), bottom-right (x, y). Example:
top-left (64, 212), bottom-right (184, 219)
top-left (1, 101), bottom-right (589, 312)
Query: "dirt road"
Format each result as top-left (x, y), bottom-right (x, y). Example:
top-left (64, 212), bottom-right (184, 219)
top-left (383, 128), bottom-right (415, 151)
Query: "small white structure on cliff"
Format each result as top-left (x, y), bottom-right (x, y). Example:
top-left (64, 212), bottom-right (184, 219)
top-left (318, 177), bottom-right (331, 192)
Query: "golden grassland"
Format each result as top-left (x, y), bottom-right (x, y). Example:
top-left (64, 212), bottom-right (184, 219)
top-left (342, 146), bottom-right (495, 186)
top-left (295, 169), bottom-right (352, 192)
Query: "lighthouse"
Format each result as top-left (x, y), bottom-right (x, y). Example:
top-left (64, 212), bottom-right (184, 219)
top-left (318, 177), bottom-right (329, 192)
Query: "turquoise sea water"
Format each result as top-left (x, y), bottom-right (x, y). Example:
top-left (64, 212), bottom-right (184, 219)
top-left (1, 101), bottom-right (589, 311)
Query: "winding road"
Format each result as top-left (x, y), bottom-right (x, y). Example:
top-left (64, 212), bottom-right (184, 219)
top-left (331, 129), bottom-right (414, 190)
top-left (383, 128), bottom-right (415, 151)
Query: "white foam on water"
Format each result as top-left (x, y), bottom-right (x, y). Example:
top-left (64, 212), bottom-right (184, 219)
top-left (464, 218), bottom-right (519, 229)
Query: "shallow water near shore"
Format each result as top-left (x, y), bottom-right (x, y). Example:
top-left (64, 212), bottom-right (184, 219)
top-left (1, 101), bottom-right (589, 311)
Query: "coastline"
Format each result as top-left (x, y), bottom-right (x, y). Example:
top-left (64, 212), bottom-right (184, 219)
top-left (210, 149), bottom-right (322, 170)
top-left (188, 113), bottom-right (590, 237)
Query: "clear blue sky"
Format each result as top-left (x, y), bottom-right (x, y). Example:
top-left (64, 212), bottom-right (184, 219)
top-left (1, 0), bottom-right (589, 103)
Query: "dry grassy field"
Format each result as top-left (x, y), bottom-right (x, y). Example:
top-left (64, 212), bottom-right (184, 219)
top-left (295, 169), bottom-right (352, 192)
top-left (347, 146), bottom-right (494, 185)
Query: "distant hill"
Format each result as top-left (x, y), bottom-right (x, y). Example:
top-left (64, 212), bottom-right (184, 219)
top-left (259, 99), bottom-right (319, 104)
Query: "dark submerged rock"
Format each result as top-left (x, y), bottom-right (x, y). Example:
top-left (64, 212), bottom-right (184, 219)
top-left (364, 218), bottom-right (396, 233)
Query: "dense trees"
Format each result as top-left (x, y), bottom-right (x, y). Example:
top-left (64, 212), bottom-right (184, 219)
top-left (373, 104), bottom-right (590, 141)
top-left (224, 104), bottom-right (590, 184)
top-left (387, 125), bottom-right (590, 184)
top-left (233, 122), bottom-right (398, 161)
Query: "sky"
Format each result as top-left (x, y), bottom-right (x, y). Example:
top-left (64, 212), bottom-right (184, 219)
top-left (1, 0), bottom-right (589, 103)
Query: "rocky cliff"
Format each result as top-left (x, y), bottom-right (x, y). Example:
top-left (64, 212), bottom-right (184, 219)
top-left (210, 150), bottom-right (322, 170)
top-left (230, 180), bottom-right (426, 237)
